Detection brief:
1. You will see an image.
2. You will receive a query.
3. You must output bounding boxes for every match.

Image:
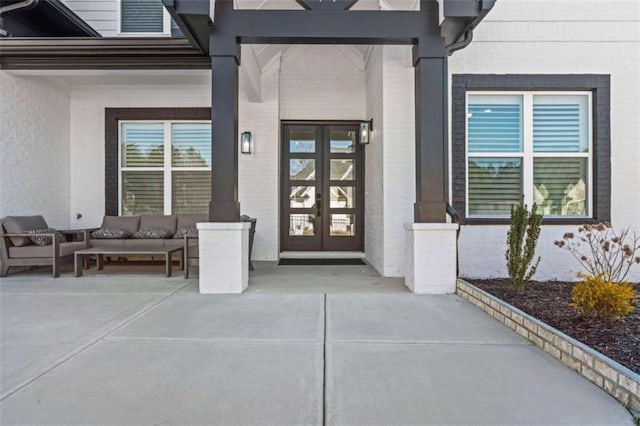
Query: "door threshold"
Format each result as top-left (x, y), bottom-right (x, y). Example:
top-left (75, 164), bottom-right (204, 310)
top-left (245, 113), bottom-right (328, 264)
top-left (279, 251), bottom-right (365, 259)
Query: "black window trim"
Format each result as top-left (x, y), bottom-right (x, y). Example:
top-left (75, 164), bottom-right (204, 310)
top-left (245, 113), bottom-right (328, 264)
top-left (451, 74), bottom-right (611, 225)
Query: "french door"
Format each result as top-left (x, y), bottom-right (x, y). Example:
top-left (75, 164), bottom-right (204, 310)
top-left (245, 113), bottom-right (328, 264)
top-left (281, 122), bottom-right (364, 252)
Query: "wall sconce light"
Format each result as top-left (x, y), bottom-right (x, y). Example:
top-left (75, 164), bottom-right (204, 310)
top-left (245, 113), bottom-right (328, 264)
top-left (360, 119), bottom-right (373, 145)
top-left (240, 131), bottom-right (252, 154)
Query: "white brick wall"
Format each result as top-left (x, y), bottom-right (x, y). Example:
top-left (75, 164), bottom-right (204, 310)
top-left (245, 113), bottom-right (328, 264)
top-left (0, 74), bottom-right (71, 229)
top-left (364, 47), bottom-right (385, 273)
top-left (450, 0), bottom-right (640, 281)
top-left (69, 84), bottom-right (211, 229)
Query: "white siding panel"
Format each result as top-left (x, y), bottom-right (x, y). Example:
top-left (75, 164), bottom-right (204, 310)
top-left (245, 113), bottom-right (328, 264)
top-left (483, 0), bottom-right (640, 22)
top-left (474, 21), bottom-right (640, 43)
top-left (61, 0), bottom-right (118, 36)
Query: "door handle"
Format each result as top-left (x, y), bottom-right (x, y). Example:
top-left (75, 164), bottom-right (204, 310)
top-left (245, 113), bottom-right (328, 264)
top-left (315, 193), bottom-right (322, 218)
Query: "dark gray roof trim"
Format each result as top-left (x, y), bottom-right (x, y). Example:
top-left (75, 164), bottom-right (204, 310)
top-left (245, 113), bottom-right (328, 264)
top-left (0, 38), bottom-right (210, 69)
top-left (0, 0), bottom-right (100, 37)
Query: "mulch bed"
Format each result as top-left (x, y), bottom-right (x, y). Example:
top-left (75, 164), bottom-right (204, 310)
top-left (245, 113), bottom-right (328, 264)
top-left (468, 279), bottom-right (640, 374)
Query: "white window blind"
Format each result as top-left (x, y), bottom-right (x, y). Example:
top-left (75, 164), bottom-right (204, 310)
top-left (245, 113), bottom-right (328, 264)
top-left (120, 121), bottom-right (212, 215)
top-left (466, 92), bottom-right (591, 218)
top-left (121, 0), bottom-right (165, 33)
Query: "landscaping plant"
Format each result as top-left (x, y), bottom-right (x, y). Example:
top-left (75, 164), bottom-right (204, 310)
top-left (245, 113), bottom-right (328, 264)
top-left (506, 200), bottom-right (543, 291)
top-left (571, 273), bottom-right (636, 319)
top-left (555, 223), bottom-right (640, 319)
top-left (554, 223), bottom-right (640, 283)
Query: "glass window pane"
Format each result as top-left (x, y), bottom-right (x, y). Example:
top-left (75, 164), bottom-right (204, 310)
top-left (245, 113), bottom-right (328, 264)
top-left (534, 158), bottom-right (587, 216)
top-left (122, 171), bottom-right (164, 215)
top-left (330, 214), bottom-right (355, 236)
top-left (172, 171), bottom-right (211, 214)
top-left (290, 131), bottom-right (316, 153)
top-left (121, 0), bottom-right (164, 33)
top-left (121, 122), bottom-right (164, 167)
top-left (330, 159), bottom-right (355, 180)
top-left (330, 131), bottom-right (356, 153)
top-left (289, 214), bottom-right (315, 236)
top-left (289, 186), bottom-right (316, 208)
top-left (467, 95), bottom-right (523, 153)
top-left (330, 186), bottom-right (355, 208)
top-left (172, 123), bottom-right (211, 167)
top-left (468, 158), bottom-right (522, 216)
top-left (533, 95), bottom-right (589, 153)
top-left (290, 159), bottom-right (315, 180)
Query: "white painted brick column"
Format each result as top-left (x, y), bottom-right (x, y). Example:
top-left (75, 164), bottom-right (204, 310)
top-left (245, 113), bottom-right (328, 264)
top-left (196, 222), bottom-right (250, 294)
top-left (404, 223), bottom-right (459, 294)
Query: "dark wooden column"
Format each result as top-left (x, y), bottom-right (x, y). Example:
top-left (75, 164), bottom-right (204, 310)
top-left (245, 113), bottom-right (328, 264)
top-left (413, 45), bottom-right (448, 223)
top-left (209, 44), bottom-right (241, 222)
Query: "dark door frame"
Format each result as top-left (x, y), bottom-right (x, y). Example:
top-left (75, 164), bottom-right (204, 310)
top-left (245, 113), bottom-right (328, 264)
top-left (163, 0), bottom-right (495, 223)
top-left (280, 120), bottom-right (365, 252)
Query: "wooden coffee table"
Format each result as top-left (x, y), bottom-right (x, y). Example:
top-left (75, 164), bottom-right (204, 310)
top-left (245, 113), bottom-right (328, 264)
top-left (74, 247), bottom-right (184, 277)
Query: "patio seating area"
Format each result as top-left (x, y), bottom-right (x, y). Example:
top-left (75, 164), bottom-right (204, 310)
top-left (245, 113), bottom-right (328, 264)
top-left (0, 263), bottom-right (632, 425)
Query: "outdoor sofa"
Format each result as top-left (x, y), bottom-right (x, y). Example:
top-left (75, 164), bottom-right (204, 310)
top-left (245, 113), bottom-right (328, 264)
top-left (90, 214), bottom-right (256, 278)
top-left (0, 215), bottom-right (89, 278)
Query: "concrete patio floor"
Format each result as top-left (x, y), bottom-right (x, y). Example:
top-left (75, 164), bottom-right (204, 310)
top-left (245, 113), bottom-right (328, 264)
top-left (0, 262), bottom-right (634, 425)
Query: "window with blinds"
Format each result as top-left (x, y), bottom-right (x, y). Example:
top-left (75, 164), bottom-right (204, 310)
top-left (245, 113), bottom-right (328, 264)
top-left (120, 121), bottom-right (212, 215)
top-left (466, 92), bottom-right (591, 218)
top-left (120, 0), bottom-right (167, 34)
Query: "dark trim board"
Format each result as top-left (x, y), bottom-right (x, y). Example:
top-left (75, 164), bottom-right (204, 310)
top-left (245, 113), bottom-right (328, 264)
top-left (104, 108), bottom-right (211, 216)
top-left (451, 74), bottom-right (611, 225)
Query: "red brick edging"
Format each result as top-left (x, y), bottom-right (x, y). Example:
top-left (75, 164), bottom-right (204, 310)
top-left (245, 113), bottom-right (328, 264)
top-left (456, 279), bottom-right (640, 412)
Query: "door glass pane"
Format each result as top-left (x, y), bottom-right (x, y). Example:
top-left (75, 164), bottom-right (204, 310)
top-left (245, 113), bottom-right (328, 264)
top-left (289, 186), bottom-right (316, 208)
top-left (330, 214), bottom-right (355, 236)
top-left (330, 186), bottom-right (355, 208)
top-left (330, 130), bottom-right (356, 153)
top-left (330, 159), bottom-right (355, 180)
top-left (172, 171), bottom-right (211, 214)
top-left (289, 159), bottom-right (315, 180)
top-left (290, 131), bottom-right (316, 153)
top-left (171, 123), bottom-right (211, 167)
top-left (122, 171), bottom-right (164, 215)
top-left (468, 158), bottom-right (522, 216)
top-left (289, 214), bottom-right (315, 236)
top-left (534, 158), bottom-right (587, 216)
top-left (121, 122), bottom-right (164, 167)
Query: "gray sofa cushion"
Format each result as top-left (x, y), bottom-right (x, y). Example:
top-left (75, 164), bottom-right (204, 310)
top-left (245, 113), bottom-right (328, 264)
top-left (122, 239), bottom-right (166, 249)
top-left (140, 215), bottom-right (177, 235)
top-left (2, 215), bottom-right (49, 247)
top-left (176, 214), bottom-right (208, 230)
top-left (9, 242), bottom-right (86, 258)
top-left (89, 239), bottom-right (124, 249)
top-left (101, 216), bottom-right (140, 235)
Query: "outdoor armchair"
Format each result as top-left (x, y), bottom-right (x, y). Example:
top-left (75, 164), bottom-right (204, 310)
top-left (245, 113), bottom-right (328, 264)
top-left (0, 216), bottom-right (89, 278)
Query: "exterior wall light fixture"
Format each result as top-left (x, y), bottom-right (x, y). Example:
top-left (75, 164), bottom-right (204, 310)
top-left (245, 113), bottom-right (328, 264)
top-left (240, 131), bottom-right (252, 154)
top-left (360, 119), bottom-right (373, 144)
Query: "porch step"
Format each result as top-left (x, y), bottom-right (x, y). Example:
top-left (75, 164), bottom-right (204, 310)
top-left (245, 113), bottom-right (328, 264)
top-left (279, 251), bottom-right (365, 259)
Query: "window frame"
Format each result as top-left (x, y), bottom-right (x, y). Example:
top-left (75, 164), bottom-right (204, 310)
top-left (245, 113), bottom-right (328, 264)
top-left (105, 108), bottom-right (212, 217)
top-left (464, 90), bottom-right (594, 220)
top-left (451, 74), bottom-right (611, 225)
top-left (118, 119), bottom-right (212, 215)
top-left (117, 0), bottom-right (172, 37)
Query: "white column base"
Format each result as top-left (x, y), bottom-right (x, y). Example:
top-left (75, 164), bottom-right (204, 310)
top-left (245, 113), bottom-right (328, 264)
top-left (404, 223), bottom-right (459, 294)
top-left (196, 222), bottom-right (250, 294)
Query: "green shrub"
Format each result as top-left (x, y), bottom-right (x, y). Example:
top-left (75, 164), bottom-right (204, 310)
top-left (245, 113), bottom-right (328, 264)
top-left (571, 274), bottom-right (636, 319)
top-left (506, 200), bottom-right (543, 291)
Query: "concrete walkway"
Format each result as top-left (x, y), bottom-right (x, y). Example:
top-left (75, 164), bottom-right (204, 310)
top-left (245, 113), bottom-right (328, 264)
top-left (0, 262), bottom-right (633, 425)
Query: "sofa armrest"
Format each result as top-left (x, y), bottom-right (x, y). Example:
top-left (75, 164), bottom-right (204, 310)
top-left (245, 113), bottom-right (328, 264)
top-left (184, 235), bottom-right (198, 259)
